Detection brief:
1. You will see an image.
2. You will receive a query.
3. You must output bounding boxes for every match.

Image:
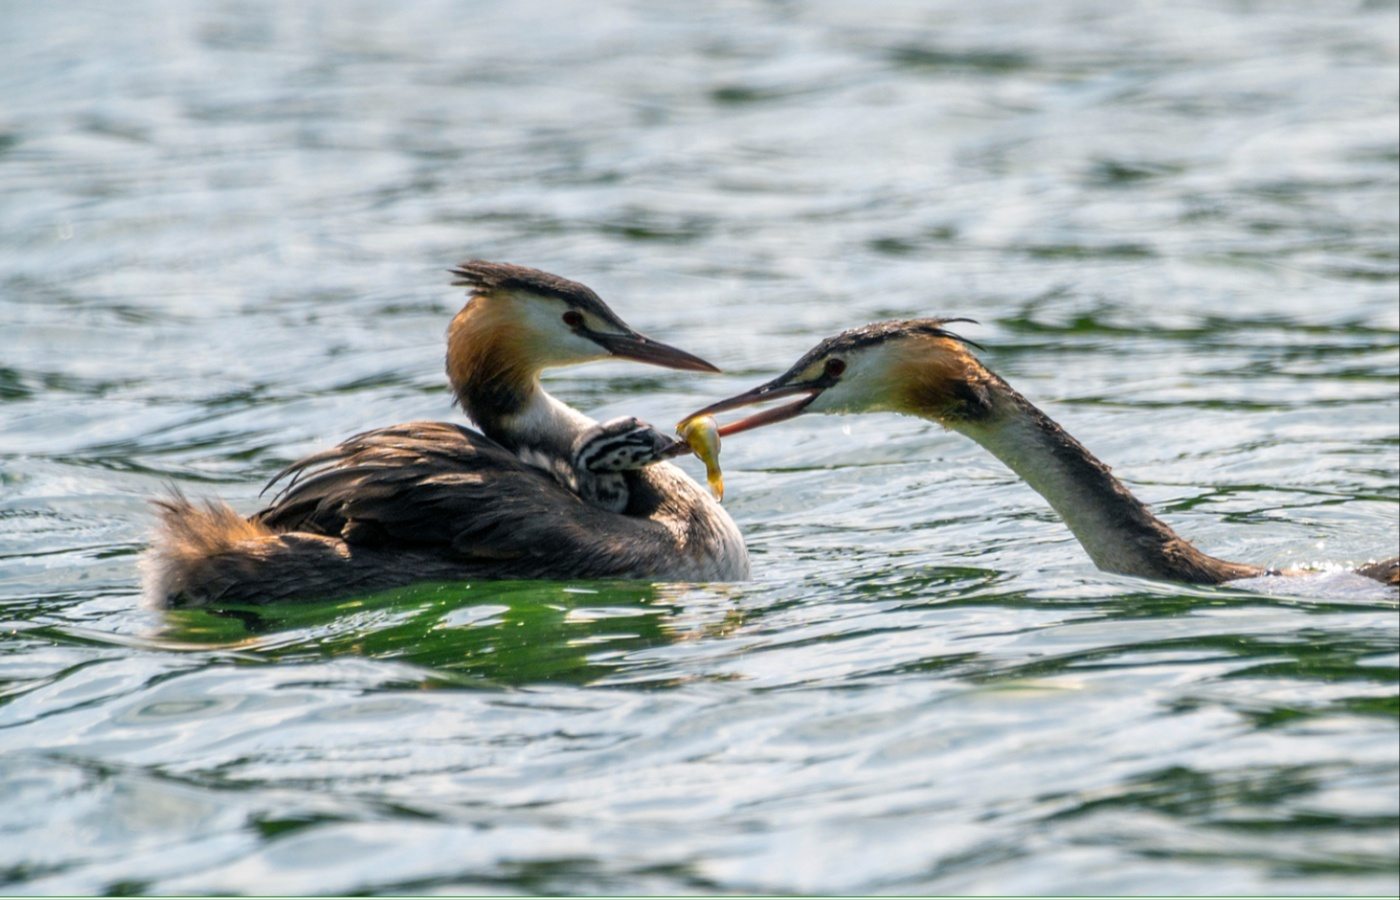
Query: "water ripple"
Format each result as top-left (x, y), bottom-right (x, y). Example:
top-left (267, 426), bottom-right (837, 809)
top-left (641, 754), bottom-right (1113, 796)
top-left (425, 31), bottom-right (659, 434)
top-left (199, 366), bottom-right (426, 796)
top-left (1, 0), bottom-right (1396, 894)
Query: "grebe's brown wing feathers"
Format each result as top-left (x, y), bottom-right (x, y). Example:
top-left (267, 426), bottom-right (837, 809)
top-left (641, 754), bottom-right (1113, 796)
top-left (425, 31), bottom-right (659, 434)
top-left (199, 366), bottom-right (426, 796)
top-left (253, 421), bottom-right (682, 577)
top-left (255, 422), bottom-right (505, 539)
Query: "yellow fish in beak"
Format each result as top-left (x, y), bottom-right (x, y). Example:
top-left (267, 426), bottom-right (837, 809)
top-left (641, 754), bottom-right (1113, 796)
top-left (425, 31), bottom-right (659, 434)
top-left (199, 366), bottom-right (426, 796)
top-left (677, 415), bottom-right (724, 502)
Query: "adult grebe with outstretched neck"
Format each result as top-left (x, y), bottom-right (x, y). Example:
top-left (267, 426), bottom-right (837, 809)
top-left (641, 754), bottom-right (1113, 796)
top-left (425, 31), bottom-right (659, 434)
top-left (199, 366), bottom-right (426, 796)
top-left (687, 320), bottom-right (1398, 587)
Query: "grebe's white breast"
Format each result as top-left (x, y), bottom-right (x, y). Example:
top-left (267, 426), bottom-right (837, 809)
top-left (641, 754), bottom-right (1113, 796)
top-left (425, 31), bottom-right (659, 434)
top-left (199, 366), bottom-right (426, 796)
top-left (640, 461), bottom-right (750, 582)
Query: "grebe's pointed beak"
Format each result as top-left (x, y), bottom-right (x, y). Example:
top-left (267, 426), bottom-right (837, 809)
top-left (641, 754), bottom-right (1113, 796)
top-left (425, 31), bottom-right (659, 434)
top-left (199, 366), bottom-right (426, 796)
top-left (591, 330), bottom-right (721, 373)
top-left (685, 376), bottom-right (825, 437)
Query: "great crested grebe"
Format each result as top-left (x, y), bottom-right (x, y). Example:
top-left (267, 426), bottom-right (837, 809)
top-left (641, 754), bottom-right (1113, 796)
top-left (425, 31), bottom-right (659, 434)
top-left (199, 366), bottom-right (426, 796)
top-left (688, 320), bottom-right (1399, 587)
top-left (143, 262), bottom-right (748, 607)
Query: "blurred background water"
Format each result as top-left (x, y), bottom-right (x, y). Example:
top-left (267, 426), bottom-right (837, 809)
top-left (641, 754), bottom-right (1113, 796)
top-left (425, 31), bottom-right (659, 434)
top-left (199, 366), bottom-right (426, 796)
top-left (1, 0), bottom-right (1397, 894)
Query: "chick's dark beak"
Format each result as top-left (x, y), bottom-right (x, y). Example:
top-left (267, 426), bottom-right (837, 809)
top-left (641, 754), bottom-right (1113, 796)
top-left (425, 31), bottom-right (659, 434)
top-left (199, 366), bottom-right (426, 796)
top-left (685, 378), bottom-right (824, 437)
top-left (591, 330), bottom-right (721, 374)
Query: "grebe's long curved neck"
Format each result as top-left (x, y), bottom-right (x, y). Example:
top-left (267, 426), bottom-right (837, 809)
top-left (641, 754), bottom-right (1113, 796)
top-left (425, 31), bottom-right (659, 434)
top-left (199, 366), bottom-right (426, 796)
top-left (467, 376), bottom-right (595, 462)
top-left (696, 321), bottom-right (1394, 586)
top-left (942, 374), bottom-right (1262, 583)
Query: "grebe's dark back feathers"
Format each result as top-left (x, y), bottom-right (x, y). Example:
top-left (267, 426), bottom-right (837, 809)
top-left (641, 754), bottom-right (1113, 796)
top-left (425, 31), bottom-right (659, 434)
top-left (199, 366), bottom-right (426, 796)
top-left (256, 422), bottom-right (512, 535)
top-left (1355, 557), bottom-right (1400, 586)
top-left (251, 421), bottom-right (703, 575)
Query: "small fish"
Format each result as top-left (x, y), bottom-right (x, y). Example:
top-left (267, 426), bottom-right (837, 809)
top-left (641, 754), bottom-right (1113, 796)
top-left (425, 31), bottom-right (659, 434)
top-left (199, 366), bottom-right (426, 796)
top-left (677, 414), bottom-right (724, 502)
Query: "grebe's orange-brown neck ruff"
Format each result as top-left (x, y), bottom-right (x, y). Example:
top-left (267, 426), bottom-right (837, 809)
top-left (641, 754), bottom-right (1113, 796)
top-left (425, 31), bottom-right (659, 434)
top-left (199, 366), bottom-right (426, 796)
top-left (689, 320), bottom-right (1397, 588)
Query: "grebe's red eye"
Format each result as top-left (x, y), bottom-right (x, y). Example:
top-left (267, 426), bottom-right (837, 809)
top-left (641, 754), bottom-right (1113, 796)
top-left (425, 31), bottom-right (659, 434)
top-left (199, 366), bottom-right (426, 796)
top-left (824, 358), bottom-right (846, 377)
top-left (562, 310), bottom-right (585, 328)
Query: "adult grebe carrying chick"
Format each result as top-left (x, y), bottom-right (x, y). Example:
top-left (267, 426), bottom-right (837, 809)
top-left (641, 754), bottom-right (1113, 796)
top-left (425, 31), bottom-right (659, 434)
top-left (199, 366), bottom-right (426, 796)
top-left (143, 262), bottom-right (748, 607)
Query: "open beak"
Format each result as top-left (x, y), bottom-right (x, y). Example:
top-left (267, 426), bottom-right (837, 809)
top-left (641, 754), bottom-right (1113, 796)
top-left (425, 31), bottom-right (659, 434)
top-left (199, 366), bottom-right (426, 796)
top-left (590, 330), bottom-right (721, 374)
top-left (685, 378), bottom-right (824, 437)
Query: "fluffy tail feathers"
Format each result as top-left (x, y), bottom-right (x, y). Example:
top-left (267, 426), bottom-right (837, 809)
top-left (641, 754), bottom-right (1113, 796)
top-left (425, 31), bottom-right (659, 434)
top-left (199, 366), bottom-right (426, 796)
top-left (141, 491), bottom-right (475, 607)
top-left (141, 492), bottom-right (278, 607)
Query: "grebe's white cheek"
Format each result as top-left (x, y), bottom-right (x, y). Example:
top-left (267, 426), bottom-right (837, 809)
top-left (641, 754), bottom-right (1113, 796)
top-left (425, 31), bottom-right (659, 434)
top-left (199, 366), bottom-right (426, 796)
top-left (515, 296), bottom-right (608, 365)
top-left (806, 385), bottom-right (847, 415)
top-left (811, 365), bottom-right (893, 415)
top-left (549, 326), bottom-right (609, 363)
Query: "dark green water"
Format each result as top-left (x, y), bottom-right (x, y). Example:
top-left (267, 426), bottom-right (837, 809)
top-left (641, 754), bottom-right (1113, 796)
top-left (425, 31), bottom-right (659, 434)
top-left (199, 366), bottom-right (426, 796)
top-left (2, 1), bottom-right (1397, 894)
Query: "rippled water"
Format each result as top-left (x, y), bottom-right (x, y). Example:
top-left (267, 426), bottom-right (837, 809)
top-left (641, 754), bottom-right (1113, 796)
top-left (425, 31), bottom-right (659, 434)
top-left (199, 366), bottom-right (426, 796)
top-left (3, 0), bottom-right (1398, 894)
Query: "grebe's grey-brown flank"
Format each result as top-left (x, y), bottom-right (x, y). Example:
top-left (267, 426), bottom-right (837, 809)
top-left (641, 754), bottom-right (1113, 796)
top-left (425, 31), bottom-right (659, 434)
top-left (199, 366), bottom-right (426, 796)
top-left (688, 320), bottom-right (1398, 587)
top-left (143, 262), bottom-right (748, 607)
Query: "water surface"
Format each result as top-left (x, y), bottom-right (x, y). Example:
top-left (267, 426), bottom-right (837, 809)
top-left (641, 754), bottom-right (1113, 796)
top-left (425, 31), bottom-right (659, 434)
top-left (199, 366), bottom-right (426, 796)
top-left (2, 0), bottom-right (1398, 894)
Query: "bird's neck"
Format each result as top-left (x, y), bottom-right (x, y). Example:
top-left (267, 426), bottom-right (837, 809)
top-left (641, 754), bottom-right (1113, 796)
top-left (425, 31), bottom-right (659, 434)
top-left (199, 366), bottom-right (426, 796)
top-left (942, 376), bottom-right (1260, 584)
top-left (447, 305), bottom-right (594, 459)
top-left (460, 376), bottom-right (594, 460)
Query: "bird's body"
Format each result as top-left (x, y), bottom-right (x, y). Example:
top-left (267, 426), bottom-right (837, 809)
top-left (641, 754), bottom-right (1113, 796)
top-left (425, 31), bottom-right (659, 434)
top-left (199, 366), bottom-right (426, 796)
top-left (690, 319), bottom-right (1398, 588)
top-left (143, 262), bottom-right (748, 607)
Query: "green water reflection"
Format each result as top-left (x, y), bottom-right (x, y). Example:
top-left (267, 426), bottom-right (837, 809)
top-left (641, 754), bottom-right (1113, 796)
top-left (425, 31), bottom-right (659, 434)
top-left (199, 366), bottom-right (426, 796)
top-left (155, 581), bottom-right (744, 687)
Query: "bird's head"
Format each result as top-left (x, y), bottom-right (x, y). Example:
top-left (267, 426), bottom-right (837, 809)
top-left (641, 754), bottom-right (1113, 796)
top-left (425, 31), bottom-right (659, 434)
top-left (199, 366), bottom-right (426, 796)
top-left (446, 261), bottom-right (718, 399)
top-left (687, 319), bottom-right (995, 436)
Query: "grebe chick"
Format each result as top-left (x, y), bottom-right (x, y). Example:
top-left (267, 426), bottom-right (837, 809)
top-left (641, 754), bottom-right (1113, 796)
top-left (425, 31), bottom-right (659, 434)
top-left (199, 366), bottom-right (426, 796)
top-left (143, 262), bottom-right (748, 607)
top-left (687, 320), bottom-right (1398, 587)
top-left (557, 416), bottom-right (690, 513)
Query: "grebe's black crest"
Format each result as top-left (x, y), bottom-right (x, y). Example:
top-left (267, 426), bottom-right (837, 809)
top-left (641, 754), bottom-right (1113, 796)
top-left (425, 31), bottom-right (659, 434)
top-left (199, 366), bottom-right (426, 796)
top-left (784, 318), bottom-right (984, 371)
top-left (449, 260), bottom-right (628, 330)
